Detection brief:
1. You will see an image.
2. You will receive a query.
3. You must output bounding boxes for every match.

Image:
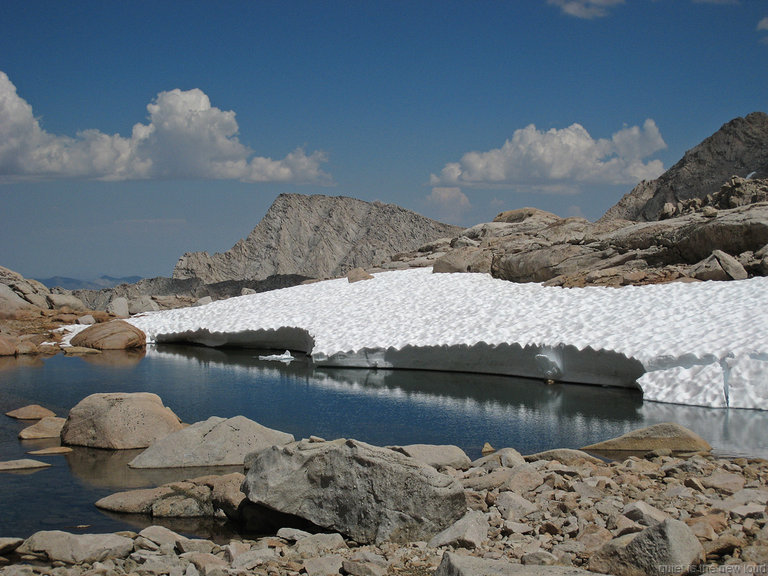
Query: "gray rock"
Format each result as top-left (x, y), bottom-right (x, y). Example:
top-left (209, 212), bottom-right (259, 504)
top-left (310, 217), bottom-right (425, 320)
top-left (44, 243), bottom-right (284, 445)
top-left (129, 415), bottom-right (294, 468)
top-left (173, 194), bottom-right (463, 283)
top-left (428, 510), bottom-right (489, 549)
top-left (18, 416), bottom-right (66, 439)
top-left (95, 486), bottom-right (175, 514)
top-left (242, 438), bottom-right (466, 544)
top-left (139, 525), bottom-right (188, 548)
top-left (76, 314), bottom-right (96, 325)
top-left (471, 447), bottom-right (526, 469)
top-left (295, 533), bottom-right (347, 557)
top-left (689, 253), bottom-right (729, 281)
top-left (622, 501), bottom-right (669, 526)
top-left (494, 492), bottom-right (539, 520)
top-left (589, 519), bottom-right (704, 576)
top-left (106, 296), bottom-right (130, 317)
top-left (712, 249), bottom-right (749, 280)
top-left (432, 247), bottom-right (493, 274)
top-left (303, 554), bottom-right (344, 576)
top-left (17, 531), bottom-right (133, 564)
top-left (46, 292), bottom-right (86, 310)
top-left (342, 558), bottom-right (387, 576)
top-left (61, 392), bottom-right (183, 449)
top-left (389, 443), bottom-right (472, 470)
top-left (435, 552), bottom-right (593, 575)
top-left (128, 295), bottom-right (160, 314)
top-left (581, 422), bottom-right (711, 454)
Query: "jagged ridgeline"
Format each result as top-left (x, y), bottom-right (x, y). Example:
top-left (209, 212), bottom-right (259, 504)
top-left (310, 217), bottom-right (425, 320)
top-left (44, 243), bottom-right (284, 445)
top-left (173, 194), bottom-right (464, 284)
top-left (600, 111), bottom-right (768, 222)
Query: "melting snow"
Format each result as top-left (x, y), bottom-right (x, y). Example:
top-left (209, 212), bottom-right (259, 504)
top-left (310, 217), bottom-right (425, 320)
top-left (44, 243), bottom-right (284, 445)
top-left (127, 268), bottom-right (768, 410)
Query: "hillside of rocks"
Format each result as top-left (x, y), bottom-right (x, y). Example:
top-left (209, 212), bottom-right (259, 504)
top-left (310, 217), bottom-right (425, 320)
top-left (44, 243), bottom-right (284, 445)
top-left (600, 111), bottom-right (768, 222)
top-left (381, 176), bottom-right (768, 287)
top-left (173, 193), bottom-right (464, 284)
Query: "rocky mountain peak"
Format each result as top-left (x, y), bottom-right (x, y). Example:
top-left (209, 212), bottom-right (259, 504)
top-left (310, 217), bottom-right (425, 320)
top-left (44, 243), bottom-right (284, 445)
top-left (600, 111), bottom-right (768, 222)
top-left (173, 194), bottom-right (463, 283)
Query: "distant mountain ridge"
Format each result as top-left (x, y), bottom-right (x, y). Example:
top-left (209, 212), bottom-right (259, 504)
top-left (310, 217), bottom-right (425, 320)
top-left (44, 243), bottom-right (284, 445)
top-left (173, 193), bottom-right (464, 283)
top-left (600, 111), bottom-right (768, 222)
top-left (35, 275), bottom-right (143, 291)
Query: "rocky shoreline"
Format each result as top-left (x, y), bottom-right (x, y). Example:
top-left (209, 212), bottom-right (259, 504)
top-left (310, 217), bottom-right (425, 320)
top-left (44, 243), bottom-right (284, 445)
top-left (2, 395), bottom-right (767, 576)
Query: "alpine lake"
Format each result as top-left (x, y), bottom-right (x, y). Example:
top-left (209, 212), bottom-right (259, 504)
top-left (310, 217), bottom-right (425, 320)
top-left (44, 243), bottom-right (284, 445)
top-left (2, 344), bottom-right (767, 540)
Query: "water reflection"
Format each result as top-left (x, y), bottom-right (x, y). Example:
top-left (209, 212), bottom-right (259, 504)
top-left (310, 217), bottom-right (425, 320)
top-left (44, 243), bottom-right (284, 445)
top-left (1, 346), bottom-right (768, 539)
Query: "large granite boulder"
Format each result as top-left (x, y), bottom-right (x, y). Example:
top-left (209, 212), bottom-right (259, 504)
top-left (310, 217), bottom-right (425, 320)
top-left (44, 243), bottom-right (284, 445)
top-left (16, 531), bottom-right (133, 564)
top-left (582, 422), bottom-right (711, 454)
top-left (129, 415), bottom-right (295, 468)
top-left (61, 392), bottom-right (183, 449)
top-left (70, 320), bottom-right (146, 350)
top-left (241, 438), bottom-right (467, 544)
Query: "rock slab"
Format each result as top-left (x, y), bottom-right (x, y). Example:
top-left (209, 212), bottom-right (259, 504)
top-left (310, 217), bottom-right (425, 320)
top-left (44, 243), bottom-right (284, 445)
top-left (16, 530), bottom-right (133, 564)
top-left (582, 422), bottom-right (711, 454)
top-left (129, 415), bottom-right (295, 468)
top-left (242, 438), bottom-right (467, 544)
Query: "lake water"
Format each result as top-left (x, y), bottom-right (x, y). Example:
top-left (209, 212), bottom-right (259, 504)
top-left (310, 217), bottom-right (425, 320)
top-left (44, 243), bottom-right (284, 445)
top-left (2, 345), bottom-right (767, 539)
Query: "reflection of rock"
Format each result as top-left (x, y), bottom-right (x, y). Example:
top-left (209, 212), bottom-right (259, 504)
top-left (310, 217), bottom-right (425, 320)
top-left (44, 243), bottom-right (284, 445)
top-left (64, 446), bottom-right (243, 490)
top-left (79, 349), bottom-right (145, 367)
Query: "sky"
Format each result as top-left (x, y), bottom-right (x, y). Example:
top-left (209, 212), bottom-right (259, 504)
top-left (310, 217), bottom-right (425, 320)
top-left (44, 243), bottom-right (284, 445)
top-left (1, 0), bottom-right (767, 280)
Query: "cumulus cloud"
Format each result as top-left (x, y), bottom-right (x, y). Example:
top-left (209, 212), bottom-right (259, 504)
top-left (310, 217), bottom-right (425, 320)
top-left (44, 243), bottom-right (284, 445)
top-left (430, 119), bottom-right (666, 191)
top-left (547, 0), bottom-right (624, 19)
top-left (0, 71), bottom-right (330, 184)
top-left (759, 17), bottom-right (768, 31)
top-left (426, 187), bottom-right (471, 223)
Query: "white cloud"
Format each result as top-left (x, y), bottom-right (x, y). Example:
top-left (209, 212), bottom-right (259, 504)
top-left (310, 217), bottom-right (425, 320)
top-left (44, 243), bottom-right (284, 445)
top-left (547, 0), bottom-right (624, 19)
top-left (426, 187), bottom-right (471, 223)
top-left (0, 71), bottom-right (331, 184)
top-left (430, 119), bottom-right (666, 191)
top-left (758, 17), bottom-right (768, 31)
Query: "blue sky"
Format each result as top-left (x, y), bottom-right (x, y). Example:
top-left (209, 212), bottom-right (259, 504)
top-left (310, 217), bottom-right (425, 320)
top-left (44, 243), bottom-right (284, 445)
top-left (1, 0), bottom-right (767, 280)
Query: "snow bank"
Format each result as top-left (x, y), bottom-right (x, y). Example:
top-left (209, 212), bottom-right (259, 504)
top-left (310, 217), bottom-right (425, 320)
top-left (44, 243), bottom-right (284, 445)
top-left (127, 268), bottom-right (768, 410)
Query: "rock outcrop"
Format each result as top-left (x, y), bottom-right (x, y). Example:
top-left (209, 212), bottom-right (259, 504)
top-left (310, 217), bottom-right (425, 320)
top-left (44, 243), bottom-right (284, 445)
top-left (241, 438), bottom-right (467, 544)
top-left (173, 194), bottom-right (463, 284)
top-left (601, 112), bottom-right (768, 222)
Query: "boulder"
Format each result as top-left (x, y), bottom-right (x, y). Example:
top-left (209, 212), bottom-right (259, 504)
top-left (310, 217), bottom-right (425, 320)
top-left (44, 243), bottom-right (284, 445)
top-left (347, 268), bottom-right (374, 283)
top-left (0, 281), bottom-right (41, 312)
top-left (46, 293), bottom-right (86, 311)
top-left (70, 320), bottom-right (146, 350)
top-left (128, 295), bottom-right (160, 314)
top-left (581, 423), bottom-right (711, 454)
top-left (428, 510), bottom-right (489, 549)
top-left (16, 530), bottom-right (133, 564)
top-left (129, 415), bottom-right (294, 468)
top-left (589, 519), bottom-right (704, 576)
top-left (242, 438), bottom-right (467, 544)
top-left (61, 392), bottom-right (183, 449)
top-left (388, 444), bottom-right (471, 471)
top-left (5, 404), bottom-right (56, 420)
top-left (106, 296), bottom-right (130, 317)
top-left (432, 247), bottom-right (493, 274)
top-left (18, 416), bottom-right (66, 439)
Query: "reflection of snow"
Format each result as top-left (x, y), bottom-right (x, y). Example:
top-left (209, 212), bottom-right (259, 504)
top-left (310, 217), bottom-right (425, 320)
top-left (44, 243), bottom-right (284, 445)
top-left (258, 350), bottom-right (294, 363)
top-left (129, 268), bottom-right (768, 410)
top-left (145, 346), bottom-right (768, 459)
